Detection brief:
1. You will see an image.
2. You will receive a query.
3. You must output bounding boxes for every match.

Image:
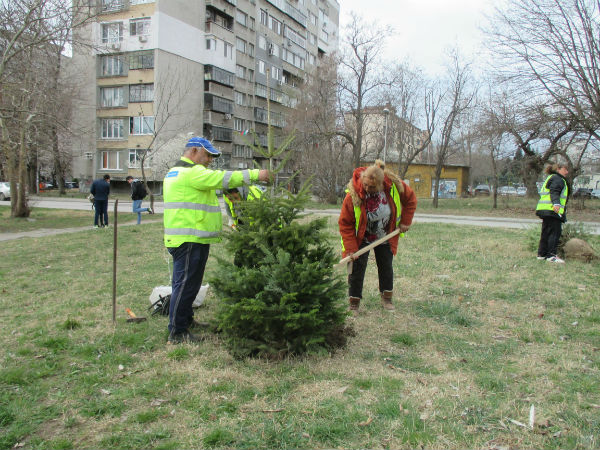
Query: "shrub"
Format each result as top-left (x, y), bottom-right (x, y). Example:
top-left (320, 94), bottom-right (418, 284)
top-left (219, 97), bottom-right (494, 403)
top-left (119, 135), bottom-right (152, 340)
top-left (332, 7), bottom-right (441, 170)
top-left (210, 184), bottom-right (348, 359)
top-left (527, 221), bottom-right (595, 257)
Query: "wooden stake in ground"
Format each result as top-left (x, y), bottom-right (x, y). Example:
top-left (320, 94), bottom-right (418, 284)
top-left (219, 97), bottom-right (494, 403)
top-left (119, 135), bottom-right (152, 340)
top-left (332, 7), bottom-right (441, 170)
top-left (335, 229), bottom-right (404, 274)
top-left (112, 199), bottom-right (118, 323)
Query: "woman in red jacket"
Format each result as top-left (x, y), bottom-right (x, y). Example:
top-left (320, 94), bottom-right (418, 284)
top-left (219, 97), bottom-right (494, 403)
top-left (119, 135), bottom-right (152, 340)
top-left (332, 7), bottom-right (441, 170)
top-left (338, 162), bottom-right (417, 314)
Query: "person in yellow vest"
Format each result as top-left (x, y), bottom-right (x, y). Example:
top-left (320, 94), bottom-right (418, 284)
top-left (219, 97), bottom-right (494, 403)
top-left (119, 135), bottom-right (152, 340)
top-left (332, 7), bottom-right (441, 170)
top-left (535, 162), bottom-right (569, 263)
top-left (223, 185), bottom-right (264, 229)
top-left (163, 136), bottom-right (271, 343)
top-left (338, 162), bottom-right (417, 315)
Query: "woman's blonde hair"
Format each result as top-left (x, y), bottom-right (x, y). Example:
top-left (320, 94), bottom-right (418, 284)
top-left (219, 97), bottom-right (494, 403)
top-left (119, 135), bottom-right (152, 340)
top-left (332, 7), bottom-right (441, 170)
top-left (544, 162), bottom-right (568, 175)
top-left (362, 165), bottom-right (384, 191)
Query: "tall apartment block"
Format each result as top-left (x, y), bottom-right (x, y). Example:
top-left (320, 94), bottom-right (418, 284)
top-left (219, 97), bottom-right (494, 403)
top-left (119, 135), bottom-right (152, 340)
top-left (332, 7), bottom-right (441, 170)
top-left (69, 0), bottom-right (339, 185)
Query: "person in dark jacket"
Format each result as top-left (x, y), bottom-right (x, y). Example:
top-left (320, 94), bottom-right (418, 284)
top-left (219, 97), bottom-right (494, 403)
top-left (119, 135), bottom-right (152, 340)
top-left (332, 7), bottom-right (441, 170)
top-left (535, 163), bottom-right (569, 263)
top-left (126, 176), bottom-right (154, 224)
top-left (90, 174), bottom-right (111, 228)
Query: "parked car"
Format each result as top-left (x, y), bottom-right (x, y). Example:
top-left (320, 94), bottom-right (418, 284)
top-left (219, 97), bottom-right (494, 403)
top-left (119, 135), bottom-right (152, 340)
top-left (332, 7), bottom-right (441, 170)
top-left (0, 181), bottom-right (10, 201)
top-left (591, 189), bottom-right (600, 199)
top-left (572, 188), bottom-right (593, 199)
top-left (517, 187), bottom-right (527, 196)
top-left (64, 181), bottom-right (79, 189)
top-left (473, 184), bottom-right (491, 196)
top-left (498, 186), bottom-right (518, 196)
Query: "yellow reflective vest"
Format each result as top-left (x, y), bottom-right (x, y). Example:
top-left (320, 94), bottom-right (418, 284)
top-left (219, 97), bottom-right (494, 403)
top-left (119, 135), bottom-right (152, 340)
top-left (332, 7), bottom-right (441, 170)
top-left (163, 157), bottom-right (260, 247)
top-left (536, 174), bottom-right (568, 216)
top-left (223, 185), bottom-right (263, 226)
top-left (341, 183), bottom-right (402, 253)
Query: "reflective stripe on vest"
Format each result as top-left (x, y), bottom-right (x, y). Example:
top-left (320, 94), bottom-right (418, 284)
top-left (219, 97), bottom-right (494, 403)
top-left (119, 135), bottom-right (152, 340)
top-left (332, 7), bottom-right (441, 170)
top-left (536, 175), bottom-right (567, 215)
top-left (341, 184), bottom-right (402, 252)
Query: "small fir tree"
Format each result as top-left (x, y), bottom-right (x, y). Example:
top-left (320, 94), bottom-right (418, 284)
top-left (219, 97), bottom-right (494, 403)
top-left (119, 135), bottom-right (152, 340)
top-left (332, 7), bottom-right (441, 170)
top-left (210, 183), bottom-right (348, 358)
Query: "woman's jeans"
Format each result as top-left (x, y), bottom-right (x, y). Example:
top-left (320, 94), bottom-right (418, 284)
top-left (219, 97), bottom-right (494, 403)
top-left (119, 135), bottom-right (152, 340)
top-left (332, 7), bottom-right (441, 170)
top-left (348, 241), bottom-right (393, 298)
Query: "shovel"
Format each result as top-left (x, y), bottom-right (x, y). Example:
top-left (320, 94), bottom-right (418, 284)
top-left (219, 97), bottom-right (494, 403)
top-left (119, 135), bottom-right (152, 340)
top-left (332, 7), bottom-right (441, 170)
top-left (335, 229), bottom-right (404, 274)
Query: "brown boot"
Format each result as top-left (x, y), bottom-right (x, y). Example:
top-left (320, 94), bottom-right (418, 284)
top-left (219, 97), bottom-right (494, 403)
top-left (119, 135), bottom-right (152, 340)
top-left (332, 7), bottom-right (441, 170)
top-left (381, 290), bottom-right (395, 311)
top-left (348, 297), bottom-right (361, 316)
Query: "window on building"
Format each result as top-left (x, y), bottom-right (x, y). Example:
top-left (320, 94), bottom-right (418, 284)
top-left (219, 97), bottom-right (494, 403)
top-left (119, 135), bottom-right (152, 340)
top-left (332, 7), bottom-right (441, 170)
top-left (309, 53), bottom-right (316, 65)
top-left (101, 0), bottom-right (124, 12)
top-left (128, 149), bottom-right (147, 168)
top-left (129, 84), bottom-right (154, 102)
top-left (236, 37), bottom-right (246, 53)
top-left (249, 17), bottom-right (255, 30)
top-left (271, 66), bottom-right (281, 80)
top-left (269, 16), bottom-right (282, 35)
top-left (129, 51), bottom-right (154, 69)
top-left (236, 64), bottom-right (246, 78)
top-left (206, 37), bottom-right (217, 51)
top-left (248, 43), bottom-right (254, 57)
top-left (269, 42), bottom-right (280, 57)
top-left (234, 118), bottom-right (244, 132)
top-left (101, 151), bottom-right (121, 170)
top-left (234, 91), bottom-right (245, 105)
top-left (248, 69), bottom-right (254, 82)
top-left (129, 18), bottom-right (150, 36)
top-left (258, 35), bottom-right (267, 50)
top-left (224, 42), bottom-right (233, 59)
top-left (130, 116), bottom-right (154, 135)
top-left (101, 118), bottom-right (125, 139)
top-left (100, 55), bottom-right (124, 76)
top-left (309, 12), bottom-right (317, 26)
top-left (101, 22), bottom-right (123, 43)
top-left (260, 9), bottom-right (268, 26)
top-left (236, 10), bottom-right (247, 26)
top-left (319, 29), bottom-right (329, 43)
top-left (100, 86), bottom-right (125, 107)
top-left (255, 83), bottom-right (267, 98)
top-left (258, 59), bottom-right (266, 74)
top-left (130, 0), bottom-right (154, 4)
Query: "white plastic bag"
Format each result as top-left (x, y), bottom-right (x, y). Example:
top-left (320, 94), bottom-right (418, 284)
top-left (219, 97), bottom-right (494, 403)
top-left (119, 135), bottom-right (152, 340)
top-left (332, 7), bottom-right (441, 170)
top-left (149, 284), bottom-right (209, 310)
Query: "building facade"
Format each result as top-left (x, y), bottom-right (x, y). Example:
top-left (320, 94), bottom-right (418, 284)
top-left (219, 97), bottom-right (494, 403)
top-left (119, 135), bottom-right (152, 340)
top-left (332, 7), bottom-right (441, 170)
top-left (69, 0), bottom-right (339, 185)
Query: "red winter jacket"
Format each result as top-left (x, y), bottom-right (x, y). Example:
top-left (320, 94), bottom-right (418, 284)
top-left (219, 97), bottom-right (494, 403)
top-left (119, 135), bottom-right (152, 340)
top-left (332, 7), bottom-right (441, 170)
top-left (338, 167), bottom-right (417, 258)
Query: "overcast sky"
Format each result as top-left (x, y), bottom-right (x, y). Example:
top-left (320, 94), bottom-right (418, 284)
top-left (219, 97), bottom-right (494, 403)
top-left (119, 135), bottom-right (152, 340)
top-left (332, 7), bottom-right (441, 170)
top-left (337, 0), bottom-right (499, 76)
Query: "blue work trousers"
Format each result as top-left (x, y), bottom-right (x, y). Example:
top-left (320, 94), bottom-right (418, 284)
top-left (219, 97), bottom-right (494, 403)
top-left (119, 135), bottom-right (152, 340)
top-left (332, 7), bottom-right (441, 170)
top-left (168, 242), bottom-right (210, 334)
top-left (94, 199), bottom-right (108, 226)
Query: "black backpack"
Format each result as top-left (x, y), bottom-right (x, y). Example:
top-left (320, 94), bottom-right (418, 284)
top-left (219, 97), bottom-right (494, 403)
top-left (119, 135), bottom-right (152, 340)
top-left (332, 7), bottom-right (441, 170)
top-left (133, 180), bottom-right (147, 199)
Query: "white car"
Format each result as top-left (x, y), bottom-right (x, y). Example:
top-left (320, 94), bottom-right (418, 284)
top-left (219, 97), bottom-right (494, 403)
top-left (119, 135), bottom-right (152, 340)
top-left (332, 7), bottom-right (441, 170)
top-left (0, 182), bottom-right (10, 201)
top-left (591, 189), bottom-right (600, 199)
top-left (498, 186), bottom-right (518, 196)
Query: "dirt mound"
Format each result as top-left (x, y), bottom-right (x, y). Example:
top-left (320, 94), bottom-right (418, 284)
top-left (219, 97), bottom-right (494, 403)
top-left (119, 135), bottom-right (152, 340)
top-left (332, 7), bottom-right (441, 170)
top-left (563, 238), bottom-right (597, 262)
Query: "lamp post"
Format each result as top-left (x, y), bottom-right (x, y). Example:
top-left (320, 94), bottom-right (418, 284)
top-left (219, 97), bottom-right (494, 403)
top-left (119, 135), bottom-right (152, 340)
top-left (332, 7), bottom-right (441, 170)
top-left (383, 108), bottom-right (390, 164)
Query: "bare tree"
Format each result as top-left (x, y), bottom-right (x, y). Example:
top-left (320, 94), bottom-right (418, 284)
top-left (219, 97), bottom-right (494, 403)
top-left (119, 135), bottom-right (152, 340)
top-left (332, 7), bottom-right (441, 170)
top-left (291, 55), bottom-right (352, 202)
top-left (0, 0), bottom-right (95, 217)
top-left (381, 64), bottom-right (438, 179)
top-left (336, 13), bottom-right (397, 168)
top-left (431, 52), bottom-right (476, 207)
top-left (486, 0), bottom-right (600, 145)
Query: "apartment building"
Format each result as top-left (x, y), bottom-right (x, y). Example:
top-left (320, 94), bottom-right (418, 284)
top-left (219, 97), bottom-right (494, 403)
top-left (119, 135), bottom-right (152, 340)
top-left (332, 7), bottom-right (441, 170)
top-left (69, 0), bottom-right (339, 185)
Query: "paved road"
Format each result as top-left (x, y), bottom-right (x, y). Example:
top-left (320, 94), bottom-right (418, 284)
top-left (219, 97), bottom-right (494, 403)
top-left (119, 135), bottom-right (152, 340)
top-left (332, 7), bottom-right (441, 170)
top-left (1, 197), bottom-right (599, 241)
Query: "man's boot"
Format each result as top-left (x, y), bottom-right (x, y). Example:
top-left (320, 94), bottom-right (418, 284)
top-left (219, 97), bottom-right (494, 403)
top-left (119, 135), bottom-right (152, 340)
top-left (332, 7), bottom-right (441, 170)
top-left (348, 297), bottom-right (361, 316)
top-left (381, 290), bottom-right (395, 311)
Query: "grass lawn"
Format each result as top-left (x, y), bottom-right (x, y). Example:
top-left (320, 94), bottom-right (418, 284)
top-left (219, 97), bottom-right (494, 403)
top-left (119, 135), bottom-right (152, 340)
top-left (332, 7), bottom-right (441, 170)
top-left (0, 215), bottom-right (599, 449)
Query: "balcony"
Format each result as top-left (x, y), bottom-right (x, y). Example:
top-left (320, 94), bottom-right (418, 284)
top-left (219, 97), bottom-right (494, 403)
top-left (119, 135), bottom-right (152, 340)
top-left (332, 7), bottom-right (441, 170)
top-left (100, 0), bottom-right (127, 14)
top-left (264, 0), bottom-right (307, 27)
top-left (204, 124), bottom-right (233, 142)
top-left (204, 65), bottom-right (235, 88)
top-left (204, 93), bottom-right (234, 115)
top-left (254, 107), bottom-right (285, 128)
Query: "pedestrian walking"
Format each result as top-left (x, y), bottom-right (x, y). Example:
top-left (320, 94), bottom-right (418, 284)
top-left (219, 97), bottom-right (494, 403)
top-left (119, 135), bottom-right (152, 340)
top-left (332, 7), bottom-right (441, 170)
top-left (90, 174), bottom-right (110, 228)
top-left (126, 176), bottom-right (154, 224)
top-left (163, 136), bottom-right (271, 344)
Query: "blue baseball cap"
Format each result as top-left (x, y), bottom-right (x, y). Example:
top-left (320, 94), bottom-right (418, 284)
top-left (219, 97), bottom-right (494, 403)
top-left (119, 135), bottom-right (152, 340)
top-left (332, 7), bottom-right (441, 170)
top-left (185, 136), bottom-right (221, 157)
